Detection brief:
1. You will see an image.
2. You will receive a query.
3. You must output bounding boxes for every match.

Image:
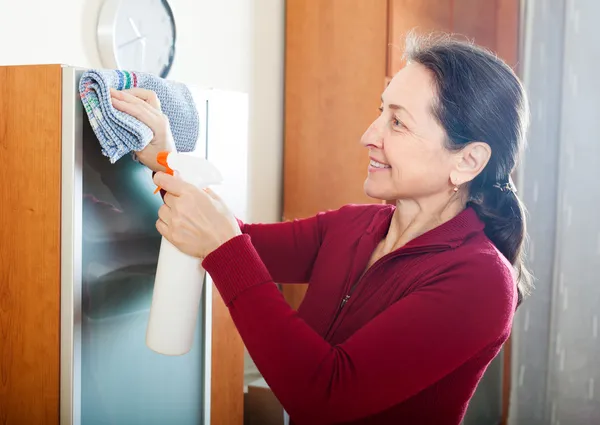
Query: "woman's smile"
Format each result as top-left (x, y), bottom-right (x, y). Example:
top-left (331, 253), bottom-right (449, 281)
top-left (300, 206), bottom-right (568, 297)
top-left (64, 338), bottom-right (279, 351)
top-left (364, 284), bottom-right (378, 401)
top-left (368, 157), bottom-right (391, 172)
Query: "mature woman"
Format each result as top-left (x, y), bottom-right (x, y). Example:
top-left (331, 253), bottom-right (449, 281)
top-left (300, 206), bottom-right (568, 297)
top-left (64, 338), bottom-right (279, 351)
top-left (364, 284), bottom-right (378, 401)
top-left (111, 34), bottom-right (531, 425)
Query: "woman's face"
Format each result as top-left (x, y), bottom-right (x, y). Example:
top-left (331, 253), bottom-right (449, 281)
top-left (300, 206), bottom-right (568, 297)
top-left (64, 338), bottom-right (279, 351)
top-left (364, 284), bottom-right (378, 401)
top-left (361, 62), bottom-right (457, 202)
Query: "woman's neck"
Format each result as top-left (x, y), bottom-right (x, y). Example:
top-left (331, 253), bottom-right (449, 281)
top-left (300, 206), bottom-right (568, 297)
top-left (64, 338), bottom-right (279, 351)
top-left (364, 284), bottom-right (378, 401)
top-left (381, 194), bottom-right (466, 254)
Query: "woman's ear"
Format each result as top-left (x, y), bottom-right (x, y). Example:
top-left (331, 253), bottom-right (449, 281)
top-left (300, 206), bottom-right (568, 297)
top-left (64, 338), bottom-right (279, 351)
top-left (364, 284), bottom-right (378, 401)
top-left (452, 142), bottom-right (492, 185)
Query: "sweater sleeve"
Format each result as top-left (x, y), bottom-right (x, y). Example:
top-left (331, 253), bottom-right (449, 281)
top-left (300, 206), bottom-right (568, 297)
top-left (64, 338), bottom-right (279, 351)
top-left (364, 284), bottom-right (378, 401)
top-left (234, 211), bottom-right (336, 284)
top-left (155, 170), bottom-right (335, 283)
top-left (202, 236), bottom-right (516, 425)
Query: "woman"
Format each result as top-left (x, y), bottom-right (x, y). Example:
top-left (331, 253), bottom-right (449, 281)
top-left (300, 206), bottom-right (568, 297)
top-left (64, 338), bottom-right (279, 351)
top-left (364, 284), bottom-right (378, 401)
top-left (111, 34), bottom-right (531, 425)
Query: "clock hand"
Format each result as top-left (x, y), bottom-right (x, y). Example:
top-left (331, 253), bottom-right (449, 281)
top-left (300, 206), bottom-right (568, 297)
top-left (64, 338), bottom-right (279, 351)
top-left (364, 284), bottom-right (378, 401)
top-left (128, 17), bottom-right (143, 38)
top-left (140, 38), bottom-right (147, 71)
top-left (118, 36), bottom-right (147, 49)
top-left (127, 16), bottom-right (147, 71)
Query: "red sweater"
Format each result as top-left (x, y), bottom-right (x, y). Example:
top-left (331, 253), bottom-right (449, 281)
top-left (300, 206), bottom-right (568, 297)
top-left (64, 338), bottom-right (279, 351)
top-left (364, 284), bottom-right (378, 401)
top-left (202, 204), bottom-right (516, 425)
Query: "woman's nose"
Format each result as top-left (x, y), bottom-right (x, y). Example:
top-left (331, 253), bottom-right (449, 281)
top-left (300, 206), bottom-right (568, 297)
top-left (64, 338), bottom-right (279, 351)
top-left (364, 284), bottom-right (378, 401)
top-left (360, 120), bottom-right (383, 148)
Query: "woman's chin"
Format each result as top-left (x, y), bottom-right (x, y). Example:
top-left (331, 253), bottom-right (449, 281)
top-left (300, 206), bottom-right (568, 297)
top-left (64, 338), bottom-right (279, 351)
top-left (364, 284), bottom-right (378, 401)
top-left (363, 180), bottom-right (392, 201)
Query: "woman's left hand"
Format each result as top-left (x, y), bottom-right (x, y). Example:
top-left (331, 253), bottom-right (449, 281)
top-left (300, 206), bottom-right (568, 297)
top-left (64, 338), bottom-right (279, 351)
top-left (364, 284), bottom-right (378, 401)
top-left (110, 88), bottom-right (176, 172)
top-left (153, 171), bottom-right (241, 258)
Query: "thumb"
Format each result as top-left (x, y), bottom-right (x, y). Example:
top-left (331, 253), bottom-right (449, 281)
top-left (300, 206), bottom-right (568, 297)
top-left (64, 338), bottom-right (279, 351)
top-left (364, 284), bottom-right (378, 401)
top-left (154, 171), bottom-right (187, 196)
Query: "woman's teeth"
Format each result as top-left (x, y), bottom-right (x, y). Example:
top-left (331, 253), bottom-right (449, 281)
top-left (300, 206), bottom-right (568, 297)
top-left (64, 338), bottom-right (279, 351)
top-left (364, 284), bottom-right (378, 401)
top-left (370, 159), bottom-right (391, 169)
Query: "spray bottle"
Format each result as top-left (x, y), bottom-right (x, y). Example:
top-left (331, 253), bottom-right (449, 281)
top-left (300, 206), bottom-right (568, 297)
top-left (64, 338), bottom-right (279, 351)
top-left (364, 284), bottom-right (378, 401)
top-left (146, 151), bottom-right (223, 356)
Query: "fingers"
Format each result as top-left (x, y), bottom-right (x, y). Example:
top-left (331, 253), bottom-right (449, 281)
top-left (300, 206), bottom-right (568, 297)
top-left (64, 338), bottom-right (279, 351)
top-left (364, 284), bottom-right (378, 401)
top-left (121, 88), bottom-right (162, 110)
top-left (153, 172), bottom-right (188, 196)
top-left (111, 93), bottom-right (158, 125)
top-left (111, 88), bottom-right (171, 145)
top-left (157, 204), bottom-right (172, 225)
top-left (163, 192), bottom-right (176, 207)
top-left (155, 202), bottom-right (174, 242)
top-left (110, 88), bottom-right (162, 117)
top-left (156, 218), bottom-right (170, 239)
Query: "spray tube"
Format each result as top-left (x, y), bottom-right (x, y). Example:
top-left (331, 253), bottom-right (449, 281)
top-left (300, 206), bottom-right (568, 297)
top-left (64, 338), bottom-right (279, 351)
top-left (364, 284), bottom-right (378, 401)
top-left (146, 151), bottom-right (223, 356)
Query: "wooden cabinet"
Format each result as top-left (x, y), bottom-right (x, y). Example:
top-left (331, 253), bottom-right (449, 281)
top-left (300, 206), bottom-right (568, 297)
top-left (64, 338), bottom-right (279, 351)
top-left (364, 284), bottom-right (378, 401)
top-left (0, 64), bottom-right (62, 425)
top-left (0, 65), bottom-right (244, 425)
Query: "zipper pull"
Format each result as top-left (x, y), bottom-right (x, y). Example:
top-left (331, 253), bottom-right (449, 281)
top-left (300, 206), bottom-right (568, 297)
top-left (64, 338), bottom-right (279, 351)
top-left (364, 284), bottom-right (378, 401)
top-left (340, 294), bottom-right (351, 309)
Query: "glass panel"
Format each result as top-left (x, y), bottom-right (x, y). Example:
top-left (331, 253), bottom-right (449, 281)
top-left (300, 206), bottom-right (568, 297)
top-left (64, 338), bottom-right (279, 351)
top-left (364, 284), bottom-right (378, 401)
top-left (79, 119), bottom-right (205, 425)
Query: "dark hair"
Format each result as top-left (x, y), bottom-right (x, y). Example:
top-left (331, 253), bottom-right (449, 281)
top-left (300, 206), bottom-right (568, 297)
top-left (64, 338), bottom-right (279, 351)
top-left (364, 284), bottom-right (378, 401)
top-left (403, 33), bottom-right (532, 306)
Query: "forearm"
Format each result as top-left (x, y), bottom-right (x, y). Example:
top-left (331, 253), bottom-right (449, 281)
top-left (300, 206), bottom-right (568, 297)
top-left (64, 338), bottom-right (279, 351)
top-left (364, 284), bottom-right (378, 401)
top-left (234, 214), bottom-right (330, 283)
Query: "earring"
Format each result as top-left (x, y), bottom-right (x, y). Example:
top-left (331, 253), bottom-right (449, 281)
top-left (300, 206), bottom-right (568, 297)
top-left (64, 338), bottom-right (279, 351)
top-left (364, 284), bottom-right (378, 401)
top-left (450, 174), bottom-right (460, 193)
top-left (452, 179), bottom-right (461, 192)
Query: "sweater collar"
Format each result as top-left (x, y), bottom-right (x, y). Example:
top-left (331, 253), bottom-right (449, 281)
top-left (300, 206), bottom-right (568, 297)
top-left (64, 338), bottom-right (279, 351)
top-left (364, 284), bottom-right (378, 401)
top-left (368, 206), bottom-right (485, 251)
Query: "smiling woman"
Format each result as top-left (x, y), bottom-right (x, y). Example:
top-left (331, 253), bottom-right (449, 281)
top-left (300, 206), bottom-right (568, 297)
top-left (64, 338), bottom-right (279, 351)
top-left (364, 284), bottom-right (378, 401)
top-left (360, 39), bottom-right (530, 296)
top-left (118, 33), bottom-right (530, 425)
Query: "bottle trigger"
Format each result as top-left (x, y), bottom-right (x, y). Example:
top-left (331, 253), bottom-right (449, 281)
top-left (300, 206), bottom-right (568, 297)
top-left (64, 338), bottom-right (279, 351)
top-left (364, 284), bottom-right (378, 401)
top-left (154, 151), bottom-right (174, 194)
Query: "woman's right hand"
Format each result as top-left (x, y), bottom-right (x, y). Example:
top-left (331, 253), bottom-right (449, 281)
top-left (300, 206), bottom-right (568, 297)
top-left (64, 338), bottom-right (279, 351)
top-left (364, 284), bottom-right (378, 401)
top-left (110, 87), bottom-right (176, 172)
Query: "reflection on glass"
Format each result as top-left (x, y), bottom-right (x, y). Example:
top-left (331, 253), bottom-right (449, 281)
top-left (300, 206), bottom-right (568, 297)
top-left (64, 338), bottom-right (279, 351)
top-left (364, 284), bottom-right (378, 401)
top-left (80, 120), bottom-right (204, 425)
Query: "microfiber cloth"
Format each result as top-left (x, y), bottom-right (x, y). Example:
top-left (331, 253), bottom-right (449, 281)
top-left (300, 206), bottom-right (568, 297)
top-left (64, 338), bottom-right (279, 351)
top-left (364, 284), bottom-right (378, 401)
top-left (79, 69), bottom-right (199, 163)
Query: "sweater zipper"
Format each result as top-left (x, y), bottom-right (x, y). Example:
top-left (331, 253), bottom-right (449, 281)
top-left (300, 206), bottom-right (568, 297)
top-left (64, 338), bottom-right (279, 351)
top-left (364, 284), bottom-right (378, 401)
top-left (324, 264), bottom-right (381, 338)
top-left (324, 243), bottom-right (451, 339)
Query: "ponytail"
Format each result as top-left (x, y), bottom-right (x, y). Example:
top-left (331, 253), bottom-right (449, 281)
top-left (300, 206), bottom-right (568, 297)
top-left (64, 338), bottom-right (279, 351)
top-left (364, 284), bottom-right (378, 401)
top-left (404, 34), bottom-right (533, 306)
top-left (468, 186), bottom-right (532, 306)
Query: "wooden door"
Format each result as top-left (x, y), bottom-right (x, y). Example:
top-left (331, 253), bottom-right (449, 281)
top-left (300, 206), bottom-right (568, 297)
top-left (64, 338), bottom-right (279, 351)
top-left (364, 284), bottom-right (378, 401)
top-left (386, 0), bottom-right (454, 76)
top-left (283, 0), bottom-right (389, 220)
top-left (387, 0), bottom-right (520, 78)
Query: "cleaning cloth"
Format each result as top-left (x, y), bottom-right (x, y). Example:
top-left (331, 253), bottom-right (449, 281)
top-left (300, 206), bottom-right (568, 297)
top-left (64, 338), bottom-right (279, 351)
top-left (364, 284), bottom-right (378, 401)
top-left (79, 69), bottom-right (199, 163)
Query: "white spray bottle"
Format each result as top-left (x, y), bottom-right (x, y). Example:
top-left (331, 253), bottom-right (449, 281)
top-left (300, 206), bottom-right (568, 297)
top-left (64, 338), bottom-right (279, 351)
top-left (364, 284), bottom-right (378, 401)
top-left (146, 151), bottom-right (223, 356)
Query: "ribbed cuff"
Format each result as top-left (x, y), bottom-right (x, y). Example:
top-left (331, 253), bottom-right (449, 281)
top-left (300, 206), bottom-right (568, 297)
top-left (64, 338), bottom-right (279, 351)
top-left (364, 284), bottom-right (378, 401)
top-left (202, 234), bottom-right (272, 305)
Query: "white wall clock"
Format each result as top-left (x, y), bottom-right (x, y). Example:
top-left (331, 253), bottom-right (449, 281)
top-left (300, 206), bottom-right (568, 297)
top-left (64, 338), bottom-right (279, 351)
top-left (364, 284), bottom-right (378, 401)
top-left (97, 0), bottom-right (176, 78)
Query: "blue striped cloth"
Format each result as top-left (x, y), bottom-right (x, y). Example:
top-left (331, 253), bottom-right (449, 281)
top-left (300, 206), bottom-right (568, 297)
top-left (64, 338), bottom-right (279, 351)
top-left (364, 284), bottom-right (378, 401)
top-left (79, 69), bottom-right (199, 163)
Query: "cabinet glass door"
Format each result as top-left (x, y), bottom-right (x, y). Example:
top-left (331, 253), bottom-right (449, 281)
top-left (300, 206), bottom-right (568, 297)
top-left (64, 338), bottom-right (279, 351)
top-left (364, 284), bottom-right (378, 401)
top-left (79, 118), bottom-right (206, 425)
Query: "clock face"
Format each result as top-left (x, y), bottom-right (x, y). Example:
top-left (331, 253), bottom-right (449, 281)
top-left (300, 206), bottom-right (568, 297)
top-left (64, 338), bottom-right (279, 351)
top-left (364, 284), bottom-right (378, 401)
top-left (98, 0), bottom-right (176, 78)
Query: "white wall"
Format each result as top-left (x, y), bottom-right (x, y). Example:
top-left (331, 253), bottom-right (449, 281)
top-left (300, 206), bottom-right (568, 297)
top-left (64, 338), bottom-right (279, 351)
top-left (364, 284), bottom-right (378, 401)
top-left (0, 0), bottom-right (284, 224)
top-left (248, 0), bottom-right (285, 224)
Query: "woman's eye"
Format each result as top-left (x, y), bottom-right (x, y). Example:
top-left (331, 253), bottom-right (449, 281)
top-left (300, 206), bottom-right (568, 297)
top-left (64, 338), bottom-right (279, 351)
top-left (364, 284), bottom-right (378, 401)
top-left (392, 117), bottom-right (405, 129)
top-left (378, 107), bottom-right (406, 131)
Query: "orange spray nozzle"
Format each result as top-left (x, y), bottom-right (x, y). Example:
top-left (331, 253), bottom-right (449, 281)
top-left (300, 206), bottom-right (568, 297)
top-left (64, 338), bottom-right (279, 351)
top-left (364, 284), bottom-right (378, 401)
top-left (154, 151), bottom-right (174, 194)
